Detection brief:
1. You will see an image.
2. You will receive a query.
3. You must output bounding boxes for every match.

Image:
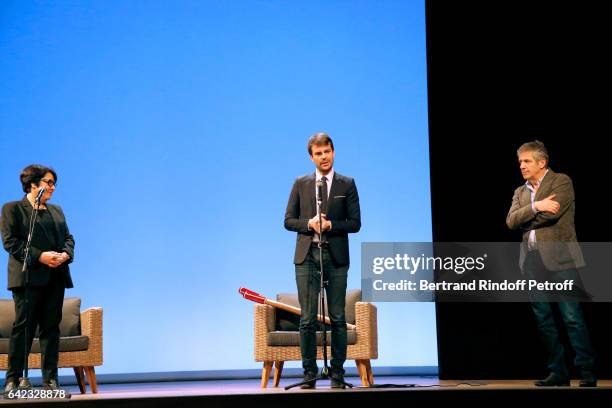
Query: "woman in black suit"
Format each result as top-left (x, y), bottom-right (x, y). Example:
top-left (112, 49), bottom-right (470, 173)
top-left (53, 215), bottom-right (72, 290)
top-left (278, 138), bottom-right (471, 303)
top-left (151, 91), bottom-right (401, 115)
top-left (1, 164), bottom-right (75, 392)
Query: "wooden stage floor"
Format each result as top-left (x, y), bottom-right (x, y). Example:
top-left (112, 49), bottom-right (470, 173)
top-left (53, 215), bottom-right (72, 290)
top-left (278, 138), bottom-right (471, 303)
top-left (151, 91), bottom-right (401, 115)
top-left (2, 376), bottom-right (611, 407)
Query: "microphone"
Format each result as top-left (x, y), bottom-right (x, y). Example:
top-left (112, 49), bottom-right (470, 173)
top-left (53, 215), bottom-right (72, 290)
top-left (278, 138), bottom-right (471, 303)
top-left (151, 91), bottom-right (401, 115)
top-left (35, 187), bottom-right (46, 205)
top-left (316, 180), bottom-right (324, 204)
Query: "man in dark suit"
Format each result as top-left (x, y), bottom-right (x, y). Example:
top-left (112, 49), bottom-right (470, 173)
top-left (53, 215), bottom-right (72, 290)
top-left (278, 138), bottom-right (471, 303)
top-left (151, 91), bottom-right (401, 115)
top-left (1, 165), bottom-right (75, 393)
top-left (285, 133), bottom-right (361, 389)
top-left (507, 141), bottom-right (596, 387)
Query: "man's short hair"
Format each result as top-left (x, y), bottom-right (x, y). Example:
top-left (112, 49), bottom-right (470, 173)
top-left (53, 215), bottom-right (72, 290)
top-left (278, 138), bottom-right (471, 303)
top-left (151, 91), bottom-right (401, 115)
top-left (20, 164), bottom-right (57, 193)
top-left (517, 140), bottom-right (549, 165)
top-left (307, 132), bottom-right (334, 156)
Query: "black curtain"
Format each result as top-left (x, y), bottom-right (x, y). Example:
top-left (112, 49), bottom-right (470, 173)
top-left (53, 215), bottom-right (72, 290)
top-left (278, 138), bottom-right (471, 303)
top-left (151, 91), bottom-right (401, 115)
top-left (426, 0), bottom-right (611, 378)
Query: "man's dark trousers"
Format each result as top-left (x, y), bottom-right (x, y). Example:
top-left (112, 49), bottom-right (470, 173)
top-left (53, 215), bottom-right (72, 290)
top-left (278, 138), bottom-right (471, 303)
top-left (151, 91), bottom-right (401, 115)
top-left (296, 244), bottom-right (348, 376)
top-left (525, 250), bottom-right (595, 376)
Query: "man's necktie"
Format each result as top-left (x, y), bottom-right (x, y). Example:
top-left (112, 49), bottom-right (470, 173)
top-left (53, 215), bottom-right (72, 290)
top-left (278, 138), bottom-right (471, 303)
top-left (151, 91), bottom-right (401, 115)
top-left (321, 176), bottom-right (328, 213)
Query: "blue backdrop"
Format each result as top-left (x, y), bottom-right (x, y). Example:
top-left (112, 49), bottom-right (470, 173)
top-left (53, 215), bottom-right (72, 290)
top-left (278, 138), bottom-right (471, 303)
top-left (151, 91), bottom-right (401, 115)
top-left (0, 0), bottom-right (435, 375)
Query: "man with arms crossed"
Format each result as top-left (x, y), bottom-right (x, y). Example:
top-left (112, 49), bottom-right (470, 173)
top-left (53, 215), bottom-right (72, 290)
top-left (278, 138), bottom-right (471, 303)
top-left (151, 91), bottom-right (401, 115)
top-left (507, 140), bottom-right (596, 387)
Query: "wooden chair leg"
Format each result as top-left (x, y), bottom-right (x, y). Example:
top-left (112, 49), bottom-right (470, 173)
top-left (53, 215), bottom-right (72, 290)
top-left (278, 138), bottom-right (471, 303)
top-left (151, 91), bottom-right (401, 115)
top-left (365, 359), bottom-right (374, 385)
top-left (73, 367), bottom-right (86, 394)
top-left (273, 361), bottom-right (284, 387)
top-left (261, 361), bottom-right (273, 388)
top-left (355, 359), bottom-right (369, 386)
top-left (84, 366), bottom-right (99, 393)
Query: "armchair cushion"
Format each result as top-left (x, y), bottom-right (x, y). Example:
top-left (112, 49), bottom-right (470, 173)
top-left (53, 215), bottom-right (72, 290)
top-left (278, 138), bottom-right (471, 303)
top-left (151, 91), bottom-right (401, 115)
top-left (0, 297), bottom-right (82, 339)
top-left (58, 297), bottom-right (82, 337)
top-left (0, 336), bottom-right (89, 354)
top-left (267, 330), bottom-right (358, 346)
top-left (275, 308), bottom-right (300, 331)
top-left (275, 289), bottom-right (361, 331)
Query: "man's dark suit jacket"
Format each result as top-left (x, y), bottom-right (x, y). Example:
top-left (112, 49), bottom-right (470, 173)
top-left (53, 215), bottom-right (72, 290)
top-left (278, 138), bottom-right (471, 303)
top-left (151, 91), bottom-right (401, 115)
top-left (1, 197), bottom-right (75, 290)
top-left (285, 172), bottom-right (361, 266)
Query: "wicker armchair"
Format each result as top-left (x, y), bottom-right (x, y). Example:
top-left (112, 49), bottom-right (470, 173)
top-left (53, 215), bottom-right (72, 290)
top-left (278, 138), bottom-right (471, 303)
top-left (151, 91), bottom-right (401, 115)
top-left (0, 297), bottom-right (103, 394)
top-left (254, 289), bottom-right (377, 388)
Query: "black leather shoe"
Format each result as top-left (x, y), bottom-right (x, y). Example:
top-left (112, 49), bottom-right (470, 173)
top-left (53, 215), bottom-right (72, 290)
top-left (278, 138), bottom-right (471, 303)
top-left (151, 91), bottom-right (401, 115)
top-left (534, 372), bottom-right (570, 386)
top-left (3, 378), bottom-right (17, 394)
top-left (579, 370), bottom-right (597, 387)
top-left (330, 375), bottom-right (346, 389)
top-left (300, 373), bottom-right (317, 389)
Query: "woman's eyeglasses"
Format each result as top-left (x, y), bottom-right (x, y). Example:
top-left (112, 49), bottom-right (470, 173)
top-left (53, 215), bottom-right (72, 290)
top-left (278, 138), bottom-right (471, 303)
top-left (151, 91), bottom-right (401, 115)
top-left (41, 179), bottom-right (56, 187)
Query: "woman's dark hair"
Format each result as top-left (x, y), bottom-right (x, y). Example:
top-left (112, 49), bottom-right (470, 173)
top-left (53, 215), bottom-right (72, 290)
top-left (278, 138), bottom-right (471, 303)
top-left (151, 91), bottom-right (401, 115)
top-left (20, 164), bottom-right (57, 193)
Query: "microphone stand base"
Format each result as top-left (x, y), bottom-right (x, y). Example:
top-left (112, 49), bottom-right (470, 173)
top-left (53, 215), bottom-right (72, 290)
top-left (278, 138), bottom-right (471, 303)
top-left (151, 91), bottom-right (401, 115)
top-left (285, 368), bottom-right (354, 390)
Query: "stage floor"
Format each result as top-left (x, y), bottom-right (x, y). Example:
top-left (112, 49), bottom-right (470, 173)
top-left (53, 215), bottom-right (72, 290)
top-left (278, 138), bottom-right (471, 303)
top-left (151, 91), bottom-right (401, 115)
top-left (2, 376), bottom-right (611, 407)
top-left (69, 376), bottom-right (610, 400)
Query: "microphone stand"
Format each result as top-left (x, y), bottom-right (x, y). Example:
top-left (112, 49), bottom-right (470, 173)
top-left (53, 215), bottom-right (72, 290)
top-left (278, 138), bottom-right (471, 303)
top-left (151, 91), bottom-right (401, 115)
top-left (286, 183), bottom-right (352, 390)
